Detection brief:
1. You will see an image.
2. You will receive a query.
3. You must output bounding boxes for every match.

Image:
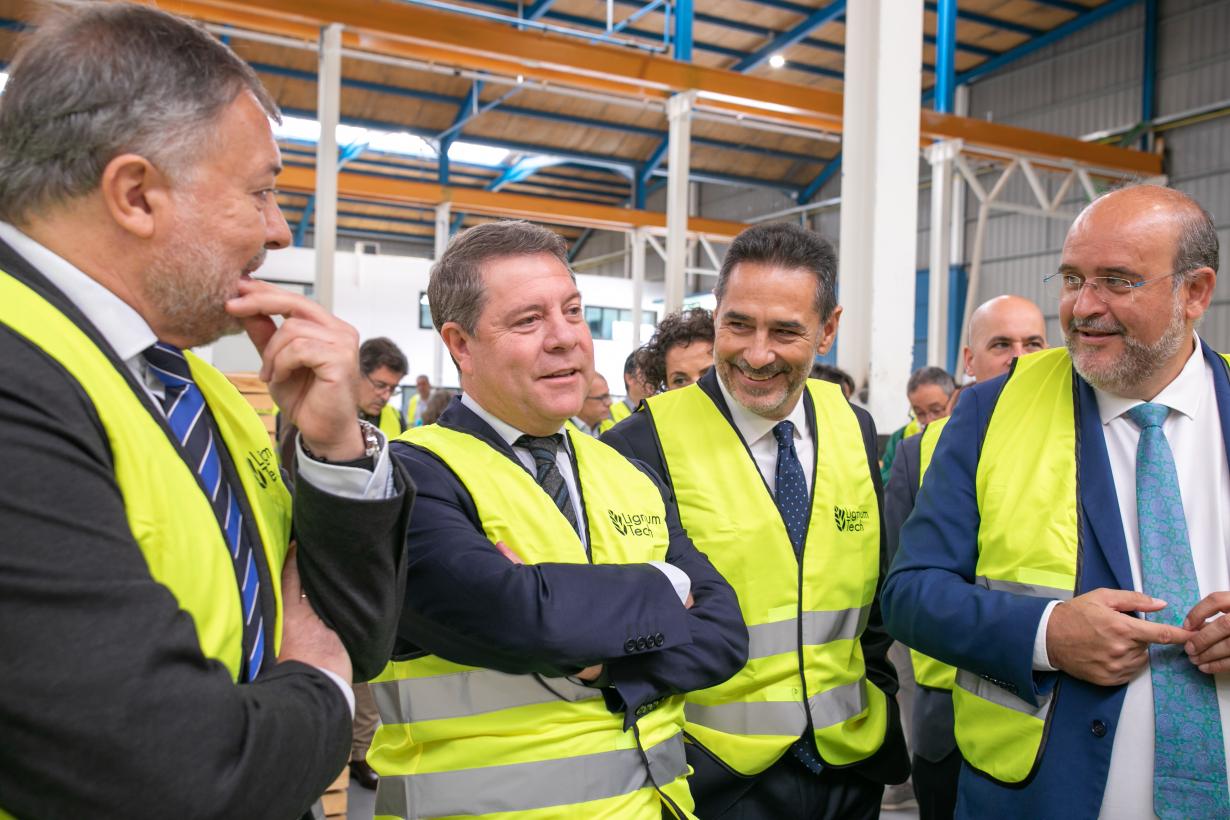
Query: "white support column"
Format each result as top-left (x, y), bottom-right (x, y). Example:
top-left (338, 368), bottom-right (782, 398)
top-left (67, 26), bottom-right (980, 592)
top-left (432, 202), bottom-right (451, 385)
top-left (630, 228), bottom-right (646, 349)
top-left (836, 0), bottom-right (923, 430)
top-left (313, 23), bottom-right (342, 311)
top-left (925, 139), bottom-right (961, 369)
top-left (664, 90), bottom-right (696, 314)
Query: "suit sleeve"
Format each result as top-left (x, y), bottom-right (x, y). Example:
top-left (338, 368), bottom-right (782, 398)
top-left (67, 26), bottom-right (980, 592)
top-left (293, 459), bottom-right (414, 682)
top-left (0, 328), bottom-right (350, 820)
top-left (882, 380), bottom-right (1054, 706)
top-left (601, 463), bottom-right (749, 723)
top-left (390, 442), bottom-right (693, 676)
top-left (883, 434), bottom-right (919, 562)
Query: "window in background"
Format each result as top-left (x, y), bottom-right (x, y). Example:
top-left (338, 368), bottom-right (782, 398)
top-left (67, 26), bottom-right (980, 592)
top-left (419, 292), bottom-right (433, 330)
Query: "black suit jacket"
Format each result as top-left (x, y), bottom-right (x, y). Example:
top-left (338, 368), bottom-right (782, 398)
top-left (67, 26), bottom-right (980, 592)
top-left (387, 398), bottom-right (748, 722)
top-left (601, 371), bottom-right (910, 785)
top-left (0, 239), bottom-right (414, 820)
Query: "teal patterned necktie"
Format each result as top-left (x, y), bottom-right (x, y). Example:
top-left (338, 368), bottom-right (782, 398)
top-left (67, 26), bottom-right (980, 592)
top-left (1128, 402), bottom-right (1229, 819)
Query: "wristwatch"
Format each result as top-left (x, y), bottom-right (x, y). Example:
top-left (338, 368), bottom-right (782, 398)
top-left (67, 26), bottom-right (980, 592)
top-left (301, 419), bottom-right (383, 463)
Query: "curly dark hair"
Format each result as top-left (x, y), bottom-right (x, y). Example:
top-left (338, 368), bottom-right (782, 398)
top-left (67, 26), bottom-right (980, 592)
top-left (635, 307), bottom-right (715, 393)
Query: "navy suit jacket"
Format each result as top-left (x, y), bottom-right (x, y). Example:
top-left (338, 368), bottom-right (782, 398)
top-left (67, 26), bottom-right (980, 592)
top-left (882, 341), bottom-right (1230, 818)
top-left (602, 370), bottom-right (910, 786)
top-left (388, 399), bottom-right (748, 724)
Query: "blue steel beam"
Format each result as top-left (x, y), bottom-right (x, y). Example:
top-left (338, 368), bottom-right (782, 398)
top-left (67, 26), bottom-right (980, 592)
top-left (487, 155), bottom-right (566, 191)
top-left (524, 0), bottom-right (556, 21)
top-left (936, 0), bottom-right (1142, 91)
top-left (567, 228), bottom-right (595, 263)
top-left (736, 0), bottom-right (1042, 36)
top-left (732, 0), bottom-right (845, 72)
top-left (293, 140), bottom-right (370, 246)
top-left (932, 0), bottom-right (957, 114)
top-left (674, 0), bottom-right (693, 61)
top-left (798, 153), bottom-right (841, 205)
top-left (1141, 0), bottom-right (1158, 150)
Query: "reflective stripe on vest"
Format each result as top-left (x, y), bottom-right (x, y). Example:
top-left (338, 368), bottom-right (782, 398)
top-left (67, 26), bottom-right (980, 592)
top-left (373, 733), bottom-right (688, 820)
top-left (377, 403), bottom-right (404, 438)
top-left (368, 424), bottom-right (693, 819)
top-left (0, 269), bottom-right (291, 680)
top-left (954, 347), bottom-right (1080, 784)
top-left (645, 379), bottom-right (886, 776)
top-left (910, 416), bottom-right (957, 691)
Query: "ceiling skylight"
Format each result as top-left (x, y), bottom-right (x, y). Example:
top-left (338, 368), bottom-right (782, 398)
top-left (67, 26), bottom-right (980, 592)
top-left (272, 114), bottom-right (509, 167)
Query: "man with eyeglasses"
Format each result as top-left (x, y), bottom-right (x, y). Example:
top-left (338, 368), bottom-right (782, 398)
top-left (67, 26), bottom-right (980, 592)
top-left (882, 184), bottom-right (1230, 819)
top-left (573, 372), bottom-right (615, 436)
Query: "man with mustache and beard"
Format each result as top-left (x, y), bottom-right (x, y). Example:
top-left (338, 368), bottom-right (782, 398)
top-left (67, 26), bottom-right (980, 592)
top-left (367, 220), bottom-right (746, 820)
top-left (0, 5), bottom-right (414, 819)
top-left (604, 222), bottom-right (910, 819)
top-left (882, 184), bottom-right (1230, 819)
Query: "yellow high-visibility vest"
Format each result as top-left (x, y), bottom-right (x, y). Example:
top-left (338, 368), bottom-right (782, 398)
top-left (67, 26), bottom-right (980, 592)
top-left (610, 399), bottom-right (633, 423)
top-left (0, 268), bottom-right (292, 682)
top-left (644, 380), bottom-right (887, 775)
top-left (368, 424), bottom-right (694, 820)
top-left (910, 415), bottom-right (958, 691)
top-left (377, 403), bottom-right (404, 437)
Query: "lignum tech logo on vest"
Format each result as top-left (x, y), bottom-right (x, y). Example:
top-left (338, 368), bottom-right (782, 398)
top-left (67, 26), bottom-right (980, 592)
top-left (833, 506), bottom-right (870, 532)
top-left (607, 510), bottom-right (664, 537)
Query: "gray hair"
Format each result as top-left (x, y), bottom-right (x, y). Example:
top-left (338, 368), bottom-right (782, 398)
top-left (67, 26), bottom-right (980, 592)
top-left (714, 222), bottom-right (838, 320)
top-left (907, 366), bottom-right (956, 397)
top-left (427, 220), bottom-right (572, 334)
top-left (0, 3), bottom-right (278, 224)
top-left (1174, 199), bottom-right (1220, 283)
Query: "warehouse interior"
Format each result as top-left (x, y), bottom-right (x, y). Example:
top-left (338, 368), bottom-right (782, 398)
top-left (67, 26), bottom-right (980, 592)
top-left (1, 1), bottom-right (1228, 817)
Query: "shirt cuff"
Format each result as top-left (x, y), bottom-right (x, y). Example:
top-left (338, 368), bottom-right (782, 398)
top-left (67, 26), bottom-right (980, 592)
top-left (648, 561), bottom-right (691, 606)
top-left (315, 666), bottom-right (356, 717)
top-left (1032, 599), bottom-right (1062, 672)
top-left (294, 429), bottom-right (395, 500)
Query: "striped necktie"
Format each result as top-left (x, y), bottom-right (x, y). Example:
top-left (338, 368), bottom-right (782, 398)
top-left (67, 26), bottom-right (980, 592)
top-left (515, 433), bottom-right (579, 533)
top-left (142, 342), bottom-right (266, 681)
top-left (1128, 402), bottom-right (1230, 818)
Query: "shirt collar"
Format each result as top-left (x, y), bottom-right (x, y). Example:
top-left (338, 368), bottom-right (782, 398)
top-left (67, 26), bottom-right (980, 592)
top-left (715, 369), bottom-right (808, 447)
top-left (460, 392), bottom-right (565, 449)
top-left (1094, 332), bottom-right (1206, 425)
top-left (0, 221), bottom-right (157, 364)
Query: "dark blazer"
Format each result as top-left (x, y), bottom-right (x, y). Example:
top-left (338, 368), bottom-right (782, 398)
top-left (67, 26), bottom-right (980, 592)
top-left (601, 370), bottom-right (910, 786)
top-left (882, 342), bottom-right (1230, 819)
top-left (387, 398), bottom-right (748, 721)
top-left (0, 239), bottom-right (414, 819)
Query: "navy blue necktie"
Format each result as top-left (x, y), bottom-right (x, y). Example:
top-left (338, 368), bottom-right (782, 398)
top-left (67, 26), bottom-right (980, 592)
top-left (772, 421), bottom-right (825, 773)
top-left (143, 343), bottom-right (265, 681)
top-left (515, 434), bottom-right (579, 533)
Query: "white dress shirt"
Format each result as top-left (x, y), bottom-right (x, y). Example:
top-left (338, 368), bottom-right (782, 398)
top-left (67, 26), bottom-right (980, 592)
top-left (715, 375), bottom-right (815, 494)
top-left (460, 393), bottom-right (689, 603)
top-left (1027, 336), bottom-right (1230, 818)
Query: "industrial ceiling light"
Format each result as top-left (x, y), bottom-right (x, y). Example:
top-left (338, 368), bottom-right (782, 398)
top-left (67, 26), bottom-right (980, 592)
top-left (768, 54), bottom-right (786, 69)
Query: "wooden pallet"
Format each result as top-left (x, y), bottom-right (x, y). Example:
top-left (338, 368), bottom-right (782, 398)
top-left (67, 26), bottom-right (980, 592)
top-left (223, 372), bottom-right (278, 446)
top-left (323, 768), bottom-right (349, 819)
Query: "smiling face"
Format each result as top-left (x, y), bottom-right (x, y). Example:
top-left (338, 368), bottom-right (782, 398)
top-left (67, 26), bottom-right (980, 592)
top-left (143, 91), bottom-right (291, 347)
top-left (1058, 189), bottom-right (1214, 399)
top-left (714, 262), bottom-right (839, 420)
top-left (444, 252), bottom-right (594, 435)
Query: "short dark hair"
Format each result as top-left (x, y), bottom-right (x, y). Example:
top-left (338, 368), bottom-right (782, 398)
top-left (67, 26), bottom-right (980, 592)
top-left (714, 223), bottom-right (838, 320)
top-left (907, 366), bottom-right (956, 397)
top-left (359, 337), bottom-right (408, 377)
top-left (810, 362), bottom-right (855, 397)
top-left (427, 220), bottom-right (571, 334)
top-left (635, 308), bottom-right (714, 393)
top-left (0, 3), bottom-right (278, 224)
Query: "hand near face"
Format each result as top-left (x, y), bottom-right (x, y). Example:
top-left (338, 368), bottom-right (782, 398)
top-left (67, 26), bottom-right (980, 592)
top-left (1046, 588), bottom-right (1194, 686)
top-left (226, 279), bottom-right (365, 461)
top-left (1183, 593), bottom-right (1230, 673)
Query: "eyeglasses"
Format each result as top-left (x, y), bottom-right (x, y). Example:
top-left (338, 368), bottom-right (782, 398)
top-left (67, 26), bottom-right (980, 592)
top-left (585, 392), bottom-right (612, 402)
top-left (1042, 270), bottom-right (1181, 303)
top-left (363, 373), bottom-right (399, 395)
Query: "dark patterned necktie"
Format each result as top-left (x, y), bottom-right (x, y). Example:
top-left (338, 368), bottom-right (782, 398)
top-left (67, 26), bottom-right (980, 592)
top-left (143, 342), bottom-right (265, 681)
top-left (772, 420), bottom-right (825, 773)
top-left (515, 433), bottom-right (578, 533)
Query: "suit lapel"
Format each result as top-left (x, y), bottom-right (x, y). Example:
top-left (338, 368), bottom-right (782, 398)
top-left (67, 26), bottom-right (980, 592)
top-left (1076, 374), bottom-right (1136, 593)
top-left (1201, 340), bottom-right (1230, 472)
